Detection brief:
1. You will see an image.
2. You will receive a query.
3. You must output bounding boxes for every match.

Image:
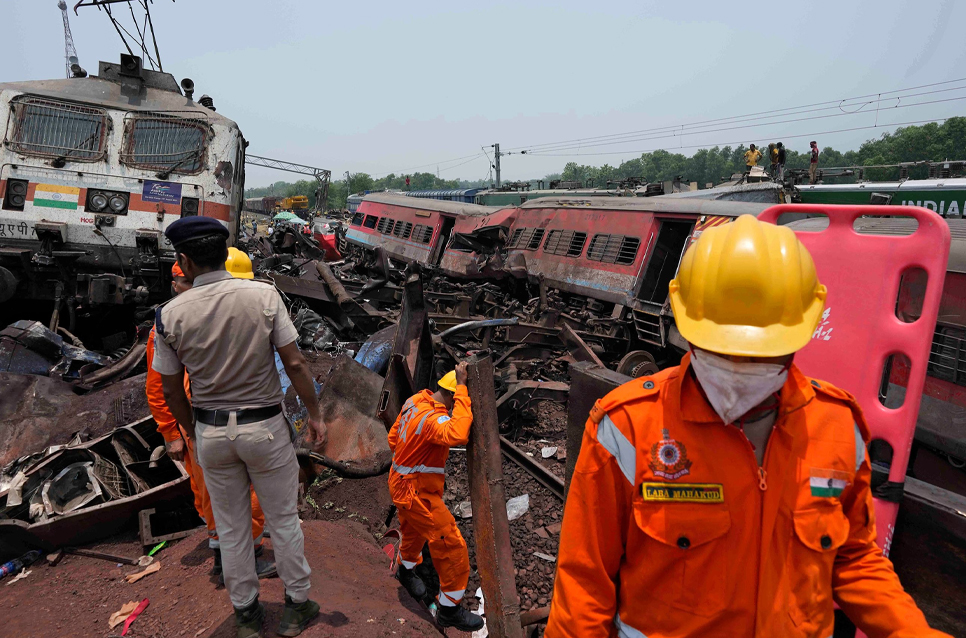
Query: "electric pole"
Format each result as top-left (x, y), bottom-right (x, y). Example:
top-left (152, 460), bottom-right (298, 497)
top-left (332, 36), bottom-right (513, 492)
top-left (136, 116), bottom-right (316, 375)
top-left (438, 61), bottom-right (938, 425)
top-left (491, 143), bottom-right (502, 187)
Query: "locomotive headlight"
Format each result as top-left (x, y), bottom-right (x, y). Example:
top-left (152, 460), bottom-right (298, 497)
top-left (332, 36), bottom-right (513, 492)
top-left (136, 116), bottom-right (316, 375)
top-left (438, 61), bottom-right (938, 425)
top-left (3, 178), bottom-right (29, 211)
top-left (108, 194), bottom-right (128, 213)
top-left (89, 191), bottom-right (109, 211)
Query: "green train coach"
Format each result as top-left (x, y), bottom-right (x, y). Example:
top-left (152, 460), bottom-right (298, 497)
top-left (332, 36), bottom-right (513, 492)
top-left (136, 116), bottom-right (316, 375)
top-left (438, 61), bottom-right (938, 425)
top-left (797, 177), bottom-right (966, 218)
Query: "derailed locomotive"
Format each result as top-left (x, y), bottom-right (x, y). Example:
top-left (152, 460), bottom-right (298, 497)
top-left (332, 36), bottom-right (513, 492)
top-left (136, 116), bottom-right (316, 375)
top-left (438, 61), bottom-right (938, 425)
top-left (344, 192), bottom-right (771, 369)
top-left (0, 55), bottom-right (246, 332)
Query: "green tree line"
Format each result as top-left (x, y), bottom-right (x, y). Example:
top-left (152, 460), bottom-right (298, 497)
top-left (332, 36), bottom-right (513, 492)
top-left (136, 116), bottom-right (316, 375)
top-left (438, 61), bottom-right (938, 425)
top-left (246, 118), bottom-right (966, 210)
top-left (559, 117), bottom-right (966, 187)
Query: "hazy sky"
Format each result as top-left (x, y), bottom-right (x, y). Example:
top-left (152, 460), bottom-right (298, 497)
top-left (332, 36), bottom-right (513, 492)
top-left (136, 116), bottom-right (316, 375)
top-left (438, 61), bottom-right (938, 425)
top-left (2, 1), bottom-right (964, 187)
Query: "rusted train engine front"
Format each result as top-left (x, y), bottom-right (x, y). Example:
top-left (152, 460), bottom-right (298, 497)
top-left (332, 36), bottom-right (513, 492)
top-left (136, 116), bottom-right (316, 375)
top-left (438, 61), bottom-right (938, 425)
top-left (0, 54), bottom-right (245, 331)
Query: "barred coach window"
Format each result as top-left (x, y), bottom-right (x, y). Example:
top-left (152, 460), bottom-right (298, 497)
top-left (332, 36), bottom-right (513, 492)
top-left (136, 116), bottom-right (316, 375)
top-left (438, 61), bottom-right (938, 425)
top-left (587, 234), bottom-right (641, 265)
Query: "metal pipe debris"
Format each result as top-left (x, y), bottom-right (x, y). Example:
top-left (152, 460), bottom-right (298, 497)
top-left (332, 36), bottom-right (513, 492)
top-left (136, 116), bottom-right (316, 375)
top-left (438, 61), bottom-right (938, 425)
top-left (438, 318), bottom-right (519, 340)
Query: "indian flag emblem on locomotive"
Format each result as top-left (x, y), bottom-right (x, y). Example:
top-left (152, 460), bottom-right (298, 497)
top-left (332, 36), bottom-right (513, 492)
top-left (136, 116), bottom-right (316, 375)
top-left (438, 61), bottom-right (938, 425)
top-left (648, 428), bottom-right (692, 480)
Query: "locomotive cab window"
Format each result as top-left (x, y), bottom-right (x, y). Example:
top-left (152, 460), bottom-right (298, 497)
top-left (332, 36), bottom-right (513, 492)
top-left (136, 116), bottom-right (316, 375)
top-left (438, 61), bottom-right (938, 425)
top-left (121, 113), bottom-right (208, 174)
top-left (363, 215), bottom-right (378, 229)
top-left (636, 220), bottom-right (694, 303)
top-left (587, 234), bottom-right (640, 265)
top-left (6, 96), bottom-right (108, 162)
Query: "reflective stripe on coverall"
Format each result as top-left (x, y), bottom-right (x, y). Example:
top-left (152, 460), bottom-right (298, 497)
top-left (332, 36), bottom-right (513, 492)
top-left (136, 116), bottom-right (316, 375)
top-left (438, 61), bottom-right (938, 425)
top-left (388, 387), bottom-right (473, 605)
top-left (146, 327), bottom-right (265, 547)
top-left (545, 352), bottom-right (950, 638)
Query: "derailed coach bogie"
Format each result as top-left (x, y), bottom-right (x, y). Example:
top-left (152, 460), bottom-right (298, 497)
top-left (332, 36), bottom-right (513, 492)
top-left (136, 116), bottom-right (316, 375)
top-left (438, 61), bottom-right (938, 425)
top-left (0, 54), bottom-right (246, 326)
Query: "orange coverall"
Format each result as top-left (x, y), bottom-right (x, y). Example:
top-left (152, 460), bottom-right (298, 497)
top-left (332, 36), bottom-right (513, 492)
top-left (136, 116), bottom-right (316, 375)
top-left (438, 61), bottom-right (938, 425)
top-left (146, 327), bottom-right (265, 547)
top-left (546, 353), bottom-right (949, 638)
top-left (388, 387), bottom-right (473, 604)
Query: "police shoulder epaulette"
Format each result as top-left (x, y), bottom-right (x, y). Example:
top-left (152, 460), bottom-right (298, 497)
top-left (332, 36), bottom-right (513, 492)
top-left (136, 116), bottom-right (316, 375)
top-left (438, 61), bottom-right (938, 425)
top-left (588, 374), bottom-right (664, 424)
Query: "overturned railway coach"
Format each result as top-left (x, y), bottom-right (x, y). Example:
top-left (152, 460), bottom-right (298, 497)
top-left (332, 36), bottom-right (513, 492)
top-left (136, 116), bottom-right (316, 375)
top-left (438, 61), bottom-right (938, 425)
top-left (347, 193), bottom-right (769, 367)
top-left (0, 55), bottom-right (246, 318)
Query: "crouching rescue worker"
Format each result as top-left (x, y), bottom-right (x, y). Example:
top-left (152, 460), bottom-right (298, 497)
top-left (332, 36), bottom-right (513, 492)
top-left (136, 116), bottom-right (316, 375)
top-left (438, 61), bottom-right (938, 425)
top-left (546, 215), bottom-right (949, 638)
top-left (146, 257), bottom-right (273, 581)
top-left (389, 362), bottom-right (485, 632)
top-left (152, 217), bottom-right (328, 638)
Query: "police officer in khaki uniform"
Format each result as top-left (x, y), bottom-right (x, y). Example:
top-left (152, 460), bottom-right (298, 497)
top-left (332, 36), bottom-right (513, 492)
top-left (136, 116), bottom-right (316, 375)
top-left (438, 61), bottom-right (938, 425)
top-left (152, 217), bottom-right (327, 638)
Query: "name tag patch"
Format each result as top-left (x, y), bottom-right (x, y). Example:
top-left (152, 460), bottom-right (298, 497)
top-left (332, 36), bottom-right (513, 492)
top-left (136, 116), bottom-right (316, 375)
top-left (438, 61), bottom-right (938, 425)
top-left (809, 468), bottom-right (849, 497)
top-left (641, 482), bottom-right (724, 503)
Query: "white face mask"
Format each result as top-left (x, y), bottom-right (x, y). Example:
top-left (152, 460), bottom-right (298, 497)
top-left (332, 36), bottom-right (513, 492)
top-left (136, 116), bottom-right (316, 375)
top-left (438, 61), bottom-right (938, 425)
top-left (689, 348), bottom-right (788, 425)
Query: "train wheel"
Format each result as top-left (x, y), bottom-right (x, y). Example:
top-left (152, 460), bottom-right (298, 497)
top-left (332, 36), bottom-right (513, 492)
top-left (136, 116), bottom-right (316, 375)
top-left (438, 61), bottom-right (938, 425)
top-left (617, 350), bottom-right (660, 377)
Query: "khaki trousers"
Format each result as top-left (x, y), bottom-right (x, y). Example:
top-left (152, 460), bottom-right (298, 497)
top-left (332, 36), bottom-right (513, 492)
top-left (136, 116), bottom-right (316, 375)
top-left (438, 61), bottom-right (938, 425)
top-left (196, 412), bottom-right (311, 608)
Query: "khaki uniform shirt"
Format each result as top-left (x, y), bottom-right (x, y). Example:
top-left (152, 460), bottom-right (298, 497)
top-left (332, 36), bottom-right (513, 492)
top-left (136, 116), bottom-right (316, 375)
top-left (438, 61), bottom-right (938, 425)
top-left (151, 270), bottom-right (298, 410)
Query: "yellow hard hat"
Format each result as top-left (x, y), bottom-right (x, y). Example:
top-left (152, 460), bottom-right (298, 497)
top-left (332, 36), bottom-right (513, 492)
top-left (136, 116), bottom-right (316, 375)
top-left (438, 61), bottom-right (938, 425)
top-left (226, 247), bottom-right (254, 279)
top-left (438, 370), bottom-right (458, 393)
top-left (669, 214), bottom-right (827, 357)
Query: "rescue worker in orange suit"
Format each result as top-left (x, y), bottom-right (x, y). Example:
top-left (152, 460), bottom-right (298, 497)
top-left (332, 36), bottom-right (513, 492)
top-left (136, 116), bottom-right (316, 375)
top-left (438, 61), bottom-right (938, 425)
top-left (146, 253), bottom-right (275, 580)
top-left (388, 363), bottom-right (485, 633)
top-left (546, 215), bottom-right (950, 638)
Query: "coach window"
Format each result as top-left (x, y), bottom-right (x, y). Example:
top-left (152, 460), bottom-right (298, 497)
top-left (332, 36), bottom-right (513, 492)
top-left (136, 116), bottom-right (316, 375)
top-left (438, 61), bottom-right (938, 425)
top-left (7, 96), bottom-right (108, 162)
top-left (394, 221), bottom-right (414, 240)
top-left (351, 212), bottom-right (365, 226)
top-left (587, 234), bottom-right (641, 265)
top-left (412, 224), bottom-right (433, 243)
top-left (363, 215), bottom-right (378, 229)
top-left (544, 230), bottom-right (588, 257)
top-left (928, 324), bottom-right (966, 386)
top-left (508, 227), bottom-right (545, 250)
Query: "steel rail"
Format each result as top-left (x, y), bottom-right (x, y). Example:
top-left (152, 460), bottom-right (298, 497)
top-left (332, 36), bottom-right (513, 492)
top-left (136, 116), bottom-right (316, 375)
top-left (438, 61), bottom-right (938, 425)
top-left (499, 435), bottom-right (565, 500)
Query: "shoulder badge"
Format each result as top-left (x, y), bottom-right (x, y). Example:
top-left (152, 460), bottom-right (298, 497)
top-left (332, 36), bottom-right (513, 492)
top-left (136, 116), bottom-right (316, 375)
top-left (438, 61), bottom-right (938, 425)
top-left (648, 428), bottom-right (692, 480)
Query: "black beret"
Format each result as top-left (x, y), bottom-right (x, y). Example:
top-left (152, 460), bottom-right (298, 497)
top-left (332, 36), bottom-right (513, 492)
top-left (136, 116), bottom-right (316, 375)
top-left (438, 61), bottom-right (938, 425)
top-left (164, 216), bottom-right (229, 248)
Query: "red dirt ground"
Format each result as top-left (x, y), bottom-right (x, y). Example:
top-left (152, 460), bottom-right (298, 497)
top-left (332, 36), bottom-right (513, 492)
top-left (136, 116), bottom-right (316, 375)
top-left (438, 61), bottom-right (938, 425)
top-left (0, 519), bottom-right (460, 638)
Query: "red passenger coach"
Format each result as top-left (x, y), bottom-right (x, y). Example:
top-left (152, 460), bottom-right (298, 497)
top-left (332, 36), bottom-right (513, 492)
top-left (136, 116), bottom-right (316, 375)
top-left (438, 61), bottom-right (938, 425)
top-left (504, 197), bottom-right (770, 358)
top-left (345, 193), bottom-right (502, 273)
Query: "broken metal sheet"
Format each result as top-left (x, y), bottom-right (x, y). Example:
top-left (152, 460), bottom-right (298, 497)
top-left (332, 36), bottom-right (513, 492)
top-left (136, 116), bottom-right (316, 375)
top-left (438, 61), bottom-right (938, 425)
top-left (314, 354), bottom-right (391, 465)
top-left (0, 416), bottom-right (191, 561)
top-left (73, 328), bottom-right (149, 391)
top-left (495, 380), bottom-right (570, 426)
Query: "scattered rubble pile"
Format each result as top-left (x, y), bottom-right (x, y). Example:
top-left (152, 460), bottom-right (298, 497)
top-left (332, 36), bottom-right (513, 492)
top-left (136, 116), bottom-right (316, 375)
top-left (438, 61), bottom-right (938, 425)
top-left (0, 216), bottom-right (632, 634)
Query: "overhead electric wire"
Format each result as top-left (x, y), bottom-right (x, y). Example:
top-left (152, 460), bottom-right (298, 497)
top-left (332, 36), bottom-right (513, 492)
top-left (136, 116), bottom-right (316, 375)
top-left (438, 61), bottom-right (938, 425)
top-left (370, 152), bottom-right (486, 179)
top-left (524, 117), bottom-right (954, 158)
top-left (522, 94), bottom-right (966, 155)
top-left (503, 77), bottom-right (966, 154)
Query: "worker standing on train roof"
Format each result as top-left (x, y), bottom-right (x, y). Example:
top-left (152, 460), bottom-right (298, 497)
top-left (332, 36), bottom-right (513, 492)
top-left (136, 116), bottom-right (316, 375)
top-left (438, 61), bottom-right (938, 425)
top-left (152, 217), bottom-right (327, 638)
top-left (388, 362), bottom-right (485, 633)
top-left (744, 143), bottom-right (763, 170)
top-left (546, 215), bottom-right (950, 638)
top-left (145, 257), bottom-right (273, 582)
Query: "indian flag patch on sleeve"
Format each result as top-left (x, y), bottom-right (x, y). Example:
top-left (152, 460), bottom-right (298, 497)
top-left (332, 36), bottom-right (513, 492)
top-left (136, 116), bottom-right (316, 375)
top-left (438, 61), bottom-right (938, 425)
top-left (33, 184), bottom-right (80, 209)
top-left (809, 468), bottom-right (850, 497)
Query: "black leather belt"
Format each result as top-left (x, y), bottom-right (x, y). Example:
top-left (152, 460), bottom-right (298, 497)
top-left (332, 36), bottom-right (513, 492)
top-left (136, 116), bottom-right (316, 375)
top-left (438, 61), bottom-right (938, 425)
top-left (194, 404), bottom-right (282, 427)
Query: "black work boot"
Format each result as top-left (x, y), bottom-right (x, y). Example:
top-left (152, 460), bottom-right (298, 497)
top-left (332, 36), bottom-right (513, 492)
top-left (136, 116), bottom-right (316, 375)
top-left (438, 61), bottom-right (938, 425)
top-left (234, 597), bottom-right (265, 638)
top-left (277, 595), bottom-right (320, 637)
top-left (437, 602), bottom-right (485, 631)
top-left (396, 564), bottom-right (427, 599)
